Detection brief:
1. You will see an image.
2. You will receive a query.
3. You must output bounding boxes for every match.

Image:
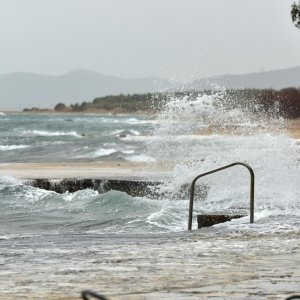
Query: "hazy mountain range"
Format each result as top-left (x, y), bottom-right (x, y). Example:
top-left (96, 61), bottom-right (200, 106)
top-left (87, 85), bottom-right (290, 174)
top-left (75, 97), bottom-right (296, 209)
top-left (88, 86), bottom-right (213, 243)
top-left (0, 66), bottom-right (300, 111)
top-left (0, 70), bottom-right (176, 110)
top-left (188, 66), bottom-right (300, 91)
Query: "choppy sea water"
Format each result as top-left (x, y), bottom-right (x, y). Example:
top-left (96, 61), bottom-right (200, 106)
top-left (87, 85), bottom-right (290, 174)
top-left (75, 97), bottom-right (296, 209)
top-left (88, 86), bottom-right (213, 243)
top-left (0, 113), bottom-right (156, 163)
top-left (0, 95), bottom-right (300, 299)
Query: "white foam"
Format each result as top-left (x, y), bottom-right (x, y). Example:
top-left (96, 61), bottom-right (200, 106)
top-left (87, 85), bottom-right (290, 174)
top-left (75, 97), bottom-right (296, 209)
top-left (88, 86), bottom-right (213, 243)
top-left (145, 92), bottom-right (299, 212)
top-left (121, 150), bottom-right (135, 154)
top-left (119, 135), bottom-right (148, 142)
top-left (0, 145), bottom-right (30, 151)
top-left (92, 148), bottom-right (117, 157)
top-left (126, 154), bottom-right (156, 162)
top-left (20, 130), bottom-right (81, 137)
top-left (0, 175), bottom-right (23, 185)
top-left (126, 118), bottom-right (156, 125)
top-left (129, 129), bottom-right (141, 135)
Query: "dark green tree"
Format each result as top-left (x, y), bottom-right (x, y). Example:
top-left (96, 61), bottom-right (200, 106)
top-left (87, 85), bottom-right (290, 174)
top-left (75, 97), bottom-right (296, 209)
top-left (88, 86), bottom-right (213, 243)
top-left (54, 103), bottom-right (66, 111)
top-left (291, 1), bottom-right (300, 29)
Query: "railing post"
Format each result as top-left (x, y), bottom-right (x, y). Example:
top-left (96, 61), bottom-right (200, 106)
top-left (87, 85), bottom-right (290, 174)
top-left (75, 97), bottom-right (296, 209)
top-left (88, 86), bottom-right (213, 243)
top-left (249, 168), bottom-right (255, 223)
top-left (188, 162), bottom-right (255, 230)
top-left (188, 179), bottom-right (196, 230)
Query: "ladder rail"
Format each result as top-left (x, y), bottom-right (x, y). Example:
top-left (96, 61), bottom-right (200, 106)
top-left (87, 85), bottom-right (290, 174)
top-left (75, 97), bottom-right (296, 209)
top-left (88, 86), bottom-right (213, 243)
top-left (188, 162), bottom-right (255, 230)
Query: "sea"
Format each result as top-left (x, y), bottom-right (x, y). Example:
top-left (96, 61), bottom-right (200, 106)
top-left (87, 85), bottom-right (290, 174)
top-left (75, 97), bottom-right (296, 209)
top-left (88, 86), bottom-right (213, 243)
top-left (0, 94), bottom-right (299, 299)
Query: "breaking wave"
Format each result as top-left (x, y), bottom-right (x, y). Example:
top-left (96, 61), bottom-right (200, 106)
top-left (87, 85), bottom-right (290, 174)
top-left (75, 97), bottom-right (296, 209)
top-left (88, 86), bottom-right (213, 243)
top-left (0, 145), bottom-right (30, 151)
top-left (145, 92), bottom-right (299, 212)
top-left (20, 130), bottom-right (82, 137)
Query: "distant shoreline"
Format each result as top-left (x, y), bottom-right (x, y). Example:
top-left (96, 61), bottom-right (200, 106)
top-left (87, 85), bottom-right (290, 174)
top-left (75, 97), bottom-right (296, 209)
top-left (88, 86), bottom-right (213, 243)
top-left (7, 87), bottom-right (299, 120)
top-left (1, 109), bottom-right (299, 139)
top-left (1, 108), bottom-right (153, 115)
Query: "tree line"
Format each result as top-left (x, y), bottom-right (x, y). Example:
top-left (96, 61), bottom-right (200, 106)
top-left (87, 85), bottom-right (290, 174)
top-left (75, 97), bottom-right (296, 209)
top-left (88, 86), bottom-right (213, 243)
top-left (23, 87), bottom-right (300, 119)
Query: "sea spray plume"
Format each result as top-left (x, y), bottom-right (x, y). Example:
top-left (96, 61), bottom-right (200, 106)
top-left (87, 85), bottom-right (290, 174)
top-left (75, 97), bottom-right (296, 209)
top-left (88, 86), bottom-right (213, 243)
top-left (145, 90), bottom-right (283, 165)
top-left (144, 91), bottom-right (298, 212)
top-left (0, 175), bottom-right (23, 187)
top-left (145, 91), bottom-right (237, 199)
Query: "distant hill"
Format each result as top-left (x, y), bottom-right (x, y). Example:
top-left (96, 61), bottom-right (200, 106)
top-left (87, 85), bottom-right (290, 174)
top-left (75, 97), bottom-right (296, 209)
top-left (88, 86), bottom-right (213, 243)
top-left (0, 69), bottom-right (177, 110)
top-left (1, 66), bottom-right (300, 111)
top-left (187, 66), bottom-right (300, 90)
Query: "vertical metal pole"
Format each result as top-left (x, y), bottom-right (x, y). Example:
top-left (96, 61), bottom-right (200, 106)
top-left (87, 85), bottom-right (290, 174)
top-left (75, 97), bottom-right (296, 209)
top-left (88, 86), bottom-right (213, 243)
top-left (249, 171), bottom-right (255, 223)
top-left (188, 181), bottom-right (196, 230)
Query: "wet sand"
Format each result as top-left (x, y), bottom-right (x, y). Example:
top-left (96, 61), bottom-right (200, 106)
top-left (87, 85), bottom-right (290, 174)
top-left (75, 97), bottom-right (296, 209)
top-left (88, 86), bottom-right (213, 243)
top-left (288, 118), bottom-right (300, 139)
top-left (0, 161), bottom-right (172, 181)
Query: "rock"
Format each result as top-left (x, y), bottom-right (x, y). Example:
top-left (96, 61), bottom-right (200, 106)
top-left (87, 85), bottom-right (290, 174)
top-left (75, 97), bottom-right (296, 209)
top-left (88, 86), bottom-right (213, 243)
top-left (197, 214), bottom-right (245, 228)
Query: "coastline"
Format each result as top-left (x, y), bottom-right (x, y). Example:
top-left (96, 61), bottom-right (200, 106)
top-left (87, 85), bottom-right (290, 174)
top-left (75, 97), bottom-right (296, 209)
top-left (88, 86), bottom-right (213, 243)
top-left (1, 109), bottom-right (154, 115)
top-left (1, 110), bottom-right (300, 138)
top-left (288, 118), bottom-right (300, 138)
top-left (0, 161), bottom-right (171, 181)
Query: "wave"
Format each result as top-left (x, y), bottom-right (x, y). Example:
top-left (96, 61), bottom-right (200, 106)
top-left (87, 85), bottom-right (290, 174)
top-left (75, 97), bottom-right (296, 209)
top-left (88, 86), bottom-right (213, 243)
top-left (126, 118), bottom-right (156, 125)
top-left (20, 130), bottom-right (82, 137)
top-left (76, 148), bottom-right (136, 159)
top-left (0, 175), bottom-right (23, 185)
top-left (0, 185), bottom-right (189, 234)
top-left (120, 134), bottom-right (233, 142)
top-left (92, 148), bottom-right (118, 157)
top-left (0, 145), bottom-right (30, 151)
top-left (1, 180), bottom-right (299, 235)
top-left (126, 154), bottom-right (155, 162)
top-left (144, 91), bottom-right (300, 209)
top-left (121, 149), bottom-right (135, 154)
top-left (102, 117), bottom-right (156, 125)
top-left (116, 129), bottom-right (141, 138)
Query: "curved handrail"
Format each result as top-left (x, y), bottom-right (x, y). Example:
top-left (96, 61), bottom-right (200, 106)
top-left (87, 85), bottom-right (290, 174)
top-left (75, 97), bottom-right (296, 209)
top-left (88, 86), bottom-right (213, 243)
top-left (188, 162), bottom-right (255, 230)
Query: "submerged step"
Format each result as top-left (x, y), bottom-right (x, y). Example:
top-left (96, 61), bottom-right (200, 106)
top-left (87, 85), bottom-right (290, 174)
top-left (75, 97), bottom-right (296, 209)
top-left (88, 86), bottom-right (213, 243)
top-left (197, 214), bottom-right (246, 228)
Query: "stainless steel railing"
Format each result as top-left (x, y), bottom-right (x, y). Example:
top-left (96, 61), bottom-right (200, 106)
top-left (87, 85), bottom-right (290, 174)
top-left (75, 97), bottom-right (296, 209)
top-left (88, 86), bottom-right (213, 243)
top-left (188, 162), bottom-right (255, 230)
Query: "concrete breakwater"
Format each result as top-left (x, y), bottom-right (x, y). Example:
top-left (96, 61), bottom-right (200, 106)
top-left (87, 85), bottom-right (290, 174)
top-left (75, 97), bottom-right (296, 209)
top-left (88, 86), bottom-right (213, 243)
top-left (26, 178), bottom-right (208, 199)
top-left (0, 162), bottom-right (208, 199)
top-left (27, 178), bottom-right (162, 197)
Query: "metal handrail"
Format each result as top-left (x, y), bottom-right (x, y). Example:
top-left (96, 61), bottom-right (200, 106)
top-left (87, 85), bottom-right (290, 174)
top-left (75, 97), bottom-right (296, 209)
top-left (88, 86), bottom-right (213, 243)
top-left (188, 162), bottom-right (255, 230)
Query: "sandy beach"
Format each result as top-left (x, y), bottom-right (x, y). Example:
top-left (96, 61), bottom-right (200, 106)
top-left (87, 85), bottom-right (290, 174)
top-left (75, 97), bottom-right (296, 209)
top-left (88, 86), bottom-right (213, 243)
top-left (0, 161), bottom-right (170, 180)
top-left (288, 118), bottom-right (300, 139)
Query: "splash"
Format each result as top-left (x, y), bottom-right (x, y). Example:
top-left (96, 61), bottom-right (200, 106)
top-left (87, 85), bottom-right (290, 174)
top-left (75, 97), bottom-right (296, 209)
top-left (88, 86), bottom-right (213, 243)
top-left (145, 91), bottom-right (299, 212)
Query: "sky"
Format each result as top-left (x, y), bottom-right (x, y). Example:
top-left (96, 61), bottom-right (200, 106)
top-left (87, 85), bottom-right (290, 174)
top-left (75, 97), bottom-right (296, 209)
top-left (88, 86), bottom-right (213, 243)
top-left (0, 0), bottom-right (300, 82)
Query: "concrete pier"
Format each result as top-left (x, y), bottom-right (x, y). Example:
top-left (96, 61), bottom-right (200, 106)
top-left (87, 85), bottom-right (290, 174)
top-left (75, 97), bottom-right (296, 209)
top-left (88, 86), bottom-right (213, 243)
top-left (0, 162), bottom-right (169, 196)
top-left (0, 162), bottom-right (208, 198)
top-left (28, 178), bottom-right (163, 197)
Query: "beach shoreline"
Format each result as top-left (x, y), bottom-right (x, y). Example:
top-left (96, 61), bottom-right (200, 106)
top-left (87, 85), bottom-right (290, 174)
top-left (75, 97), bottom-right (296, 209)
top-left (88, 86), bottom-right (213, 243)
top-left (0, 161), bottom-right (171, 181)
top-left (1, 110), bottom-right (300, 138)
top-left (0, 108), bottom-right (155, 116)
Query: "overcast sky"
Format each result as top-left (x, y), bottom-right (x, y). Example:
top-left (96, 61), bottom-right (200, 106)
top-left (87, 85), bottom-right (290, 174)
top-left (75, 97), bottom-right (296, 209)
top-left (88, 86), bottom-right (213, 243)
top-left (1, 0), bottom-right (300, 81)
